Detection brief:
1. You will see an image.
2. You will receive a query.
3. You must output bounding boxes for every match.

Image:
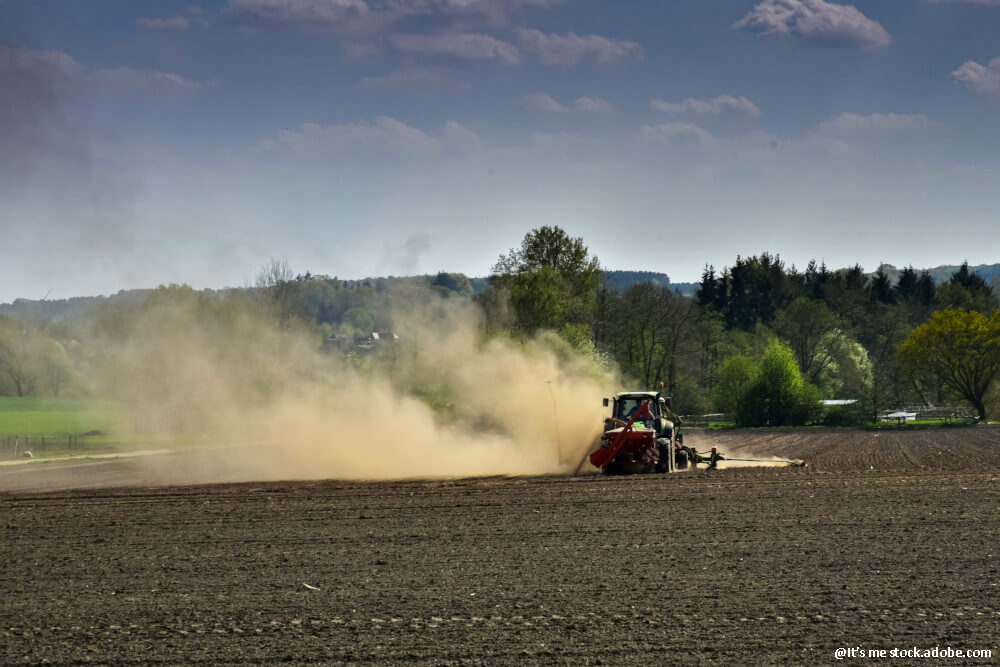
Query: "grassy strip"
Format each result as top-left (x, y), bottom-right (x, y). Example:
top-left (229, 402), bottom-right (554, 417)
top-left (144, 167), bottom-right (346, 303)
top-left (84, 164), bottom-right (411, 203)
top-left (0, 397), bottom-right (125, 437)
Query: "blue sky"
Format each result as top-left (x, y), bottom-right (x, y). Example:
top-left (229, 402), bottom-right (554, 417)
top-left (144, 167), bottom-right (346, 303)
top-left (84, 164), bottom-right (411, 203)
top-left (2, 0), bottom-right (999, 301)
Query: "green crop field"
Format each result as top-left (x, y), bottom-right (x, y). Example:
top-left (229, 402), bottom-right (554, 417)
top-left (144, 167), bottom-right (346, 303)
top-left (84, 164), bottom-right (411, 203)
top-left (0, 397), bottom-right (125, 437)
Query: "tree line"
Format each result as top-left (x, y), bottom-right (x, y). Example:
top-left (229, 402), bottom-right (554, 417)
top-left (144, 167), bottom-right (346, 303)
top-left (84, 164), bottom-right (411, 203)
top-left (481, 227), bottom-right (1000, 423)
top-left (2, 226), bottom-right (999, 423)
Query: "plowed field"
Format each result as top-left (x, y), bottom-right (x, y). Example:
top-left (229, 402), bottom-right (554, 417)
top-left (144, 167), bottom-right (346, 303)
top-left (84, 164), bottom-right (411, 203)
top-left (2, 427), bottom-right (999, 664)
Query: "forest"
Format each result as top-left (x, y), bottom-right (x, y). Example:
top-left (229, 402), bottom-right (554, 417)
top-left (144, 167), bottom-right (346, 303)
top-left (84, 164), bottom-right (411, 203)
top-left (2, 226), bottom-right (999, 425)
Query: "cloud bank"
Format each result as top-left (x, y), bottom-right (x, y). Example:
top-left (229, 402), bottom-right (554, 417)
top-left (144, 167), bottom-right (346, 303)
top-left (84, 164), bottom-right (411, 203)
top-left (952, 58), bottom-right (1000, 96)
top-left (734, 0), bottom-right (891, 49)
top-left (651, 94), bottom-right (760, 117)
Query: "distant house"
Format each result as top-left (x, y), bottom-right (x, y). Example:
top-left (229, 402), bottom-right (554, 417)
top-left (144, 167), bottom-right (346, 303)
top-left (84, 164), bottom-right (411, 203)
top-left (822, 399), bottom-right (858, 406)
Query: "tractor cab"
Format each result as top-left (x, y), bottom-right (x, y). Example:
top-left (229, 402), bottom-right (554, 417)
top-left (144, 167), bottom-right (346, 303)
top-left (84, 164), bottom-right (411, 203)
top-left (604, 392), bottom-right (675, 439)
top-left (614, 396), bottom-right (659, 425)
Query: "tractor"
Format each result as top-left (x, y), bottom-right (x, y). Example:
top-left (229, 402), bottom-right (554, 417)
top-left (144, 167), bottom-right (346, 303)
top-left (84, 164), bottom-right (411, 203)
top-left (589, 391), bottom-right (696, 475)
top-left (588, 390), bottom-right (805, 474)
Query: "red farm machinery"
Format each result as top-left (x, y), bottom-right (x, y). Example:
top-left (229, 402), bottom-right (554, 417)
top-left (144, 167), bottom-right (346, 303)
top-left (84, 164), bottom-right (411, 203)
top-left (589, 391), bottom-right (697, 475)
top-left (588, 391), bottom-right (802, 474)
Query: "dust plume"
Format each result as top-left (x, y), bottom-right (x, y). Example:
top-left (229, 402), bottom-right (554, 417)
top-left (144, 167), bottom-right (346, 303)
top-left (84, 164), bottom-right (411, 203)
top-left (712, 457), bottom-right (801, 469)
top-left (89, 286), bottom-right (615, 483)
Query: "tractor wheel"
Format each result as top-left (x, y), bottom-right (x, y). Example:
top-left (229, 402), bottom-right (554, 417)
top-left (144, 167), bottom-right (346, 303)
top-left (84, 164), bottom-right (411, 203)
top-left (655, 439), bottom-right (671, 473)
top-left (674, 448), bottom-right (689, 470)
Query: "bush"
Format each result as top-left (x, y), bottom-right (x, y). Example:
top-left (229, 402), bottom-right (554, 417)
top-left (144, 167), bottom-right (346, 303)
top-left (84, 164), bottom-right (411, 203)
top-left (714, 354), bottom-right (756, 417)
top-left (717, 340), bottom-right (822, 427)
top-left (821, 403), bottom-right (868, 426)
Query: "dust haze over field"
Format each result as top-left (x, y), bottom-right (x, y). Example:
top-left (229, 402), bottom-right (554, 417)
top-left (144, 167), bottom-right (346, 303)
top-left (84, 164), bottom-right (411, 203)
top-left (85, 290), bottom-right (614, 485)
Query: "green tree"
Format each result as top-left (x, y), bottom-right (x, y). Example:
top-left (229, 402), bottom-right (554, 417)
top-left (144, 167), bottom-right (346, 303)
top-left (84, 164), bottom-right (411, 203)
top-left (898, 309), bottom-right (1000, 421)
top-left (508, 266), bottom-right (572, 332)
top-left (716, 341), bottom-right (821, 426)
top-left (694, 309), bottom-right (726, 392)
top-left (431, 272), bottom-right (474, 297)
top-left (491, 226), bottom-right (602, 333)
top-left (714, 354), bottom-right (756, 418)
top-left (934, 262), bottom-right (997, 314)
top-left (743, 341), bottom-right (821, 426)
top-left (860, 303), bottom-right (910, 421)
top-left (342, 307), bottom-right (376, 336)
top-left (773, 297), bottom-right (842, 385)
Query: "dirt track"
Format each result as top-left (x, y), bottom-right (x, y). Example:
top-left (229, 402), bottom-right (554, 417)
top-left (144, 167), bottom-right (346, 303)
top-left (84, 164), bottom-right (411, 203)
top-left (3, 428), bottom-right (1000, 664)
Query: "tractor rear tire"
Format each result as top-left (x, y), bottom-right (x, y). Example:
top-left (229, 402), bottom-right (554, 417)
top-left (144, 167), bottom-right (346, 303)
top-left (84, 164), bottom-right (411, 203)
top-left (675, 449), bottom-right (689, 470)
top-left (655, 439), bottom-right (671, 473)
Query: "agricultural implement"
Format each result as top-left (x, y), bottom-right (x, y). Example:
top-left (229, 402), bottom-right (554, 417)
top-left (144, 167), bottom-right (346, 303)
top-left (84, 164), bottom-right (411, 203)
top-left (589, 391), bottom-right (804, 474)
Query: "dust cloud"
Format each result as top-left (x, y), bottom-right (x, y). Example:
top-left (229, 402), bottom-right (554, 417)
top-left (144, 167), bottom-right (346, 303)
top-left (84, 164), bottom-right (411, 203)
top-left (93, 289), bottom-right (615, 484)
top-left (712, 458), bottom-right (800, 469)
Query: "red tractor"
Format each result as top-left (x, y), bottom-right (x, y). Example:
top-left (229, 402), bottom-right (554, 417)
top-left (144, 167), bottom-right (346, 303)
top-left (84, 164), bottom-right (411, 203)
top-left (588, 390), bottom-right (805, 474)
top-left (590, 391), bottom-right (692, 475)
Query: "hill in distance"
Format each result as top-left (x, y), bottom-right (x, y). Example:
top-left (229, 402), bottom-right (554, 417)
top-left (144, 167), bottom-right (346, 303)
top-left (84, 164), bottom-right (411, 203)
top-left (2, 264), bottom-right (996, 321)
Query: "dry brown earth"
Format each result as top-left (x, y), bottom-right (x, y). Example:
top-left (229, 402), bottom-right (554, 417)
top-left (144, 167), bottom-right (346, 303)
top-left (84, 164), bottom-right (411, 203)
top-left (2, 427), bottom-right (999, 664)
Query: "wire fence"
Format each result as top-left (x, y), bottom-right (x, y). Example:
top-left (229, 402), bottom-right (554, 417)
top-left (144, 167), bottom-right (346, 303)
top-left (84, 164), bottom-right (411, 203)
top-left (0, 434), bottom-right (88, 459)
top-left (680, 405), bottom-right (976, 429)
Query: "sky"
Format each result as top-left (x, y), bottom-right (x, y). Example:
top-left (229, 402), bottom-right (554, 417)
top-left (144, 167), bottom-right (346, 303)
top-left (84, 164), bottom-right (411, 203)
top-left (1, 0), bottom-right (999, 302)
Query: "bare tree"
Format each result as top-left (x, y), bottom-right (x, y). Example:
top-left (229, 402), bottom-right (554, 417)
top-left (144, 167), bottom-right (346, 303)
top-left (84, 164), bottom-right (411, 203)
top-left (607, 284), bottom-right (695, 393)
top-left (0, 319), bottom-right (37, 397)
top-left (255, 259), bottom-right (306, 327)
top-left (37, 339), bottom-right (72, 397)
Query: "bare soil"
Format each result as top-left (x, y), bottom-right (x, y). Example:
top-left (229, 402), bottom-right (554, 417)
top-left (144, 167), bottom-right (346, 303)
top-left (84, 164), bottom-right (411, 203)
top-left (2, 427), bottom-right (999, 664)
top-left (685, 425), bottom-right (1000, 473)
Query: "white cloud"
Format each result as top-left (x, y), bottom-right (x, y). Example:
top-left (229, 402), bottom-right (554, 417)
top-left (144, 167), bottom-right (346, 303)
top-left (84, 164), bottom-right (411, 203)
top-left (137, 15), bottom-right (191, 30)
top-left (928, 0), bottom-right (1000, 5)
top-left (952, 58), bottom-right (1000, 96)
top-left (651, 95), bottom-right (760, 117)
top-left (0, 45), bottom-right (203, 95)
top-left (818, 112), bottom-right (931, 132)
top-left (90, 67), bottom-right (206, 93)
top-left (362, 65), bottom-right (461, 91)
top-left (515, 28), bottom-right (643, 65)
top-left (385, 0), bottom-right (564, 25)
top-left (228, 0), bottom-right (564, 37)
top-left (442, 120), bottom-right (483, 150)
top-left (640, 122), bottom-right (715, 147)
top-left (734, 0), bottom-right (891, 49)
top-left (523, 92), bottom-right (614, 113)
top-left (390, 32), bottom-right (520, 63)
top-left (268, 116), bottom-right (440, 154)
top-left (523, 92), bottom-right (568, 112)
top-left (0, 45), bottom-right (83, 77)
top-left (258, 116), bottom-right (482, 155)
top-left (573, 96), bottom-right (615, 114)
top-left (228, 0), bottom-right (373, 28)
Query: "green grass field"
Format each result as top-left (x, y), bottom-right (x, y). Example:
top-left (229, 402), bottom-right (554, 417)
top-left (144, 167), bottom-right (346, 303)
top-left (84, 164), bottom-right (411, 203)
top-left (0, 397), bottom-right (125, 437)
